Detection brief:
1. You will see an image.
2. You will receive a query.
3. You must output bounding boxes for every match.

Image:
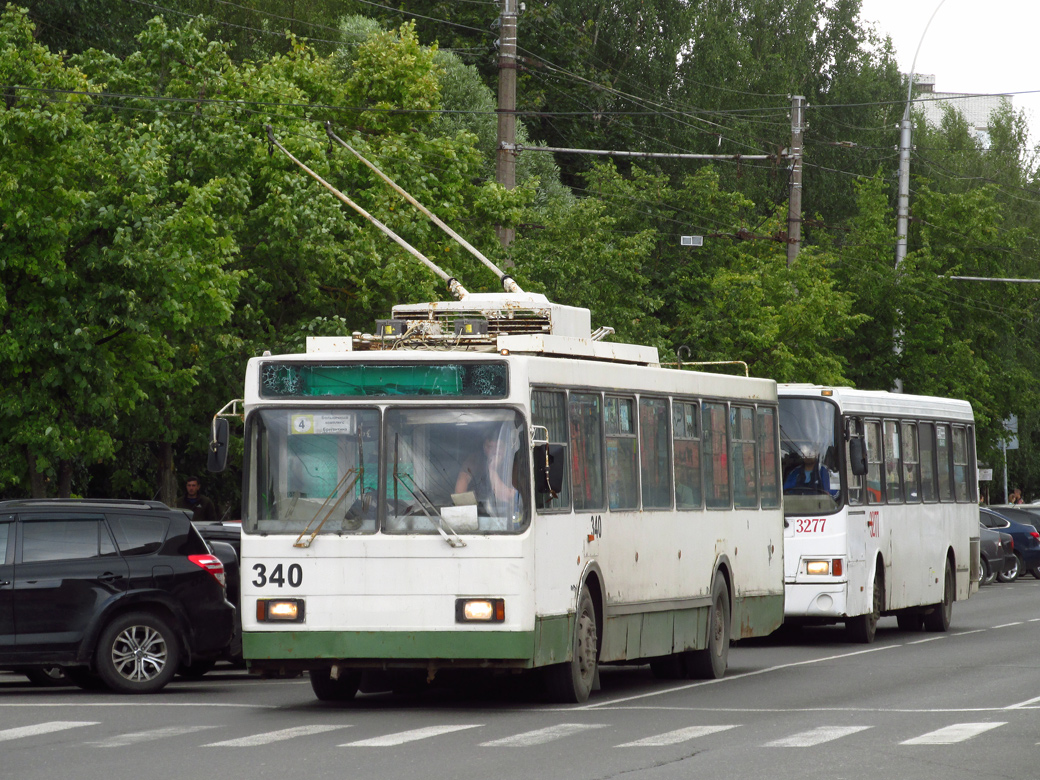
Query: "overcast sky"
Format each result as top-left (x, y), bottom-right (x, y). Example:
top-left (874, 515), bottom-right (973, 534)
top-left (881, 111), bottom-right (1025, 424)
top-left (857, 0), bottom-right (1040, 144)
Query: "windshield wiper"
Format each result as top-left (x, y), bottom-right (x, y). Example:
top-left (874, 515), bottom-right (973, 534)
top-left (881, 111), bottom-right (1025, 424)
top-left (294, 466), bottom-right (361, 548)
top-left (393, 436), bottom-right (466, 548)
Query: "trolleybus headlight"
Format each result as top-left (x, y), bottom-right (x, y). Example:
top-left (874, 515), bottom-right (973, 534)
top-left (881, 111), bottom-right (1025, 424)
top-left (257, 598), bottom-right (306, 622)
top-left (456, 598), bottom-right (505, 623)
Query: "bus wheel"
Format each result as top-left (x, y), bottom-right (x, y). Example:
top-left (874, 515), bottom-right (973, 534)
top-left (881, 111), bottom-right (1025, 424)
top-left (544, 586), bottom-right (598, 703)
top-left (924, 560), bottom-right (954, 632)
top-left (309, 667), bottom-right (361, 701)
top-left (688, 574), bottom-right (730, 679)
top-left (846, 569), bottom-right (882, 644)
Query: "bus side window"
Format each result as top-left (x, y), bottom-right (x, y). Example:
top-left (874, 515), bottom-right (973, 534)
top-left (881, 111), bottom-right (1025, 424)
top-left (846, 421), bottom-right (864, 506)
top-left (605, 396), bottom-right (638, 510)
top-left (703, 402), bottom-right (730, 509)
top-left (532, 390), bottom-right (571, 511)
top-left (936, 424), bottom-right (953, 501)
top-left (673, 400), bottom-right (702, 509)
top-left (639, 397), bottom-right (672, 509)
top-left (902, 422), bottom-right (920, 503)
top-left (758, 407), bottom-right (780, 510)
top-left (570, 393), bottom-right (605, 511)
top-left (865, 421), bottom-right (883, 505)
top-left (731, 405), bottom-right (758, 508)
top-left (919, 422), bottom-right (938, 502)
top-left (952, 426), bottom-right (970, 502)
top-left (884, 420), bottom-right (903, 503)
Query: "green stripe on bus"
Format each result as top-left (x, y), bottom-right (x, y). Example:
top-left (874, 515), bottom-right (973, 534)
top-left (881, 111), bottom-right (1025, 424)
top-left (244, 628), bottom-right (541, 662)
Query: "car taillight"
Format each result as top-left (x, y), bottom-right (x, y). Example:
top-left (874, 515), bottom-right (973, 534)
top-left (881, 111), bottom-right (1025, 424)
top-left (189, 554), bottom-right (227, 589)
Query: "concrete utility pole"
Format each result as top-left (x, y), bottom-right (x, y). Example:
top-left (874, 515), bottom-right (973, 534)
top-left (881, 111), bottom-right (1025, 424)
top-left (496, 0), bottom-right (518, 248)
top-left (786, 95), bottom-right (805, 267)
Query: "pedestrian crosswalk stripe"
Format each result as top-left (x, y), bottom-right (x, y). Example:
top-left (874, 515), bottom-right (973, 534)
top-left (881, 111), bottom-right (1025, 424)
top-left (765, 726), bottom-right (871, 747)
top-left (901, 722), bottom-right (1005, 745)
top-left (617, 725), bottom-right (739, 747)
top-left (205, 725), bottom-right (348, 746)
top-left (0, 722), bottom-right (99, 742)
top-left (341, 725), bottom-right (482, 747)
top-left (481, 723), bottom-right (606, 746)
top-left (88, 725), bottom-right (217, 748)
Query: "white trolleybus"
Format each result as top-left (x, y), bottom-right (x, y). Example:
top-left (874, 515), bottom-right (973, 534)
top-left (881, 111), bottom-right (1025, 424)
top-left (205, 127), bottom-right (786, 703)
top-left (777, 385), bottom-right (980, 643)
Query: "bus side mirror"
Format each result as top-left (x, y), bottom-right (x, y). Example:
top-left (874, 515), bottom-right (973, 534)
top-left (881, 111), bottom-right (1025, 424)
top-left (533, 443), bottom-right (565, 496)
top-left (208, 417), bottom-right (230, 473)
top-left (849, 438), bottom-right (868, 476)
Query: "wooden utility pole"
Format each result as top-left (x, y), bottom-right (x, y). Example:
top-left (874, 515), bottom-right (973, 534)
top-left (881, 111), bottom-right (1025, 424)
top-left (496, 0), bottom-right (518, 247)
top-left (786, 95), bottom-right (805, 267)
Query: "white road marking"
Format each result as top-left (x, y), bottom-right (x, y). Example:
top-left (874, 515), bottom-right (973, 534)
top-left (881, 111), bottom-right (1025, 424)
top-left (581, 645), bottom-right (897, 709)
top-left (616, 724), bottom-right (738, 747)
top-left (992, 622), bottom-right (1023, 629)
top-left (87, 725), bottom-right (217, 747)
top-left (901, 722), bottom-right (1005, 745)
top-left (0, 722), bottom-right (99, 742)
top-left (765, 726), bottom-right (871, 747)
top-left (205, 724), bottom-right (348, 746)
top-left (907, 636), bottom-right (945, 644)
top-left (1007, 694), bottom-right (1040, 710)
top-left (341, 725), bottom-right (481, 747)
top-left (481, 723), bottom-right (606, 747)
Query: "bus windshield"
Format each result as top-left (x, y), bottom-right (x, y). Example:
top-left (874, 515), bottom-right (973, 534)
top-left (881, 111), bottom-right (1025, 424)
top-left (779, 397), bottom-right (841, 515)
top-left (243, 407), bottom-right (529, 536)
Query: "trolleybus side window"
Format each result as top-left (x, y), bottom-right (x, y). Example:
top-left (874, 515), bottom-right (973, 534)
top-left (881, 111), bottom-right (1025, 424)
top-left (639, 397), bottom-right (672, 510)
top-left (758, 406), bottom-right (781, 509)
top-left (731, 405), bottom-right (758, 508)
top-left (901, 422), bottom-right (921, 503)
top-left (703, 402), bottom-right (730, 509)
top-left (935, 423), bottom-right (953, 501)
top-left (672, 400), bottom-right (702, 510)
top-left (570, 393), bottom-right (605, 511)
top-left (919, 422), bottom-right (938, 502)
top-left (605, 396), bottom-right (639, 510)
top-left (865, 420), bottom-right (883, 505)
top-left (883, 420), bottom-right (903, 504)
top-left (532, 390), bottom-right (571, 511)
top-left (952, 425), bottom-right (970, 502)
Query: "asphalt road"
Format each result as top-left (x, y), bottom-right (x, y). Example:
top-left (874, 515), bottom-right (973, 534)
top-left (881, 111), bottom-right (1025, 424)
top-left (2, 580), bottom-right (1038, 780)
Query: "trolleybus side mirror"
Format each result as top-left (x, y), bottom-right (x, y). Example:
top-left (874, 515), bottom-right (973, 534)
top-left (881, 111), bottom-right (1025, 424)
top-left (848, 437), bottom-right (868, 476)
top-left (208, 417), bottom-right (230, 473)
top-left (533, 443), bottom-right (565, 496)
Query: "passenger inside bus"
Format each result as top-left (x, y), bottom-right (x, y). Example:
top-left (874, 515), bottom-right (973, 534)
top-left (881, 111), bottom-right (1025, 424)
top-left (454, 430), bottom-right (521, 520)
top-left (783, 450), bottom-right (838, 499)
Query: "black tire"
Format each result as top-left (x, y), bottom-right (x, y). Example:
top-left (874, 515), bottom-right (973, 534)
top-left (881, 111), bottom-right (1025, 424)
top-left (687, 574), bottom-right (731, 679)
top-left (65, 666), bottom-right (107, 691)
top-left (22, 667), bottom-right (70, 687)
top-left (980, 557), bottom-right (996, 586)
top-left (1031, 565), bottom-right (1040, 581)
top-left (998, 553), bottom-right (1021, 583)
top-left (846, 566), bottom-right (882, 644)
top-left (924, 559), bottom-right (954, 632)
top-left (94, 612), bottom-right (181, 694)
top-left (544, 586), bottom-right (599, 702)
top-left (309, 667), bottom-right (361, 701)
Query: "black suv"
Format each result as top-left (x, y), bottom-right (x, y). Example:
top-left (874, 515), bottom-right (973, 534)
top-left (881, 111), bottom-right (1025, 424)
top-left (0, 499), bottom-right (235, 693)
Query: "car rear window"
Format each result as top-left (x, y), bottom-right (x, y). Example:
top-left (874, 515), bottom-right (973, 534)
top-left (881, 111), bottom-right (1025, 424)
top-left (107, 515), bottom-right (168, 556)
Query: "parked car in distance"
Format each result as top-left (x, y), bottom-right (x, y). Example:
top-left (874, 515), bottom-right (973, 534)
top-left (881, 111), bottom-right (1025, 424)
top-left (979, 522), bottom-right (1014, 586)
top-left (0, 499), bottom-right (235, 693)
top-left (980, 506), bottom-right (1040, 581)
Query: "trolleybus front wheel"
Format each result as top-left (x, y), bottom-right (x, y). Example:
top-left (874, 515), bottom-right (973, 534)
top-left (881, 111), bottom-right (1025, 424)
top-left (544, 586), bottom-right (598, 703)
top-left (923, 559), bottom-right (954, 632)
top-left (310, 667), bottom-right (361, 702)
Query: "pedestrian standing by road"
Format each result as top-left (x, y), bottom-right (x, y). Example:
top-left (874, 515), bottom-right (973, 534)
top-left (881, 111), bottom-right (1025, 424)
top-left (180, 475), bottom-right (218, 523)
top-left (1011, 487), bottom-right (1025, 505)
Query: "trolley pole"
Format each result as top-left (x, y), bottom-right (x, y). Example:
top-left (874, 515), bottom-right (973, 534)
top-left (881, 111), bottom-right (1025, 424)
top-left (496, 0), bottom-right (518, 248)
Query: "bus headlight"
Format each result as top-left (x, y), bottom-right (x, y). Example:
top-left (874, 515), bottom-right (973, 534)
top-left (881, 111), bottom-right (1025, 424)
top-left (257, 598), bottom-right (306, 622)
top-left (456, 598), bottom-right (505, 623)
top-left (805, 559), bottom-right (843, 576)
